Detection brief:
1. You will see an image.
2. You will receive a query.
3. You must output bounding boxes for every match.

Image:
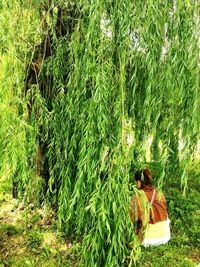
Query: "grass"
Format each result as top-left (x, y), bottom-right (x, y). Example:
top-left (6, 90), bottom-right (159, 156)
top-left (0, 196), bottom-right (79, 267)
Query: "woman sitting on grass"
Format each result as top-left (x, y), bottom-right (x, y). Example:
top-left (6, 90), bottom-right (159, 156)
top-left (129, 167), bottom-right (171, 247)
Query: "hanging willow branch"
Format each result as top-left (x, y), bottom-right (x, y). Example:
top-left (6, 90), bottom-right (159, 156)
top-left (0, 0), bottom-right (199, 266)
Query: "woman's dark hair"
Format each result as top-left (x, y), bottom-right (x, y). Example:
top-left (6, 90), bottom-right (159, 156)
top-left (134, 168), bottom-right (153, 188)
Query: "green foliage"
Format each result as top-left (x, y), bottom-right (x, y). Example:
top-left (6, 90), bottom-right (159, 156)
top-left (0, 0), bottom-right (200, 266)
top-left (1, 224), bottom-right (19, 236)
top-left (26, 230), bottom-right (43, 250)
top-left (0, 163), bottom-right (200, 266)
top-left (0, 1), bottom-right (42, 199)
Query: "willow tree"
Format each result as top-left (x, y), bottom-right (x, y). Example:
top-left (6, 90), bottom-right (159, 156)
top-left (0, 0), bottom-right (199, 266)
top-left (0, 1), bottom-right (43, 200)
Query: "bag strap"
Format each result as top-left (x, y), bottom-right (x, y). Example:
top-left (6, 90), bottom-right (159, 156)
top-left (149, 189), bottom-right (156, 207)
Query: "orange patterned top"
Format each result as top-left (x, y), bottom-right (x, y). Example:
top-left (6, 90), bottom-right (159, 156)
top-left (129, 185), bottom-right (168, 226)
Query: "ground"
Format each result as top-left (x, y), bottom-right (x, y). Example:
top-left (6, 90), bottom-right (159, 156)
top-left (0, 194), bottom-right (79, 267)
